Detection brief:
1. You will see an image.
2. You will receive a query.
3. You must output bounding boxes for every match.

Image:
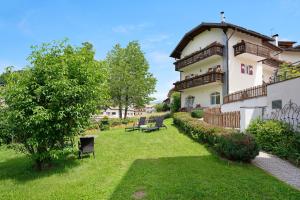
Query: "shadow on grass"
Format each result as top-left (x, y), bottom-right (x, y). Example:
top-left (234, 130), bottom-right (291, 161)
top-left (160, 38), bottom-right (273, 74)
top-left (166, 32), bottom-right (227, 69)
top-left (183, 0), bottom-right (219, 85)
top-left (108, 155), bottom-right (300, 200)
top-left (0, 154), bottom-right (80, 183)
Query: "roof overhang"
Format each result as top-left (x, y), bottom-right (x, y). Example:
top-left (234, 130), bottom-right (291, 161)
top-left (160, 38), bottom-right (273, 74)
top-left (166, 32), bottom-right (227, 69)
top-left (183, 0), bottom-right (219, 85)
top-left (170, 22), bottom-right (274, 59)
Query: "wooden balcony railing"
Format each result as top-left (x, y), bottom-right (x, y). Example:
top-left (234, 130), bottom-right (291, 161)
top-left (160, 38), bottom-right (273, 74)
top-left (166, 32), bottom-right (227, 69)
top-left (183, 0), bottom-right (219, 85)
top-left (223, 85), bottom-right (267, 104)
top-left (174, 42), bottom-right (224, 71)
top-left (233, 41), bottom-right (271, 58)
top-left (262, 57), bottom-right (284, 68)
top-left (174, 72), bottom-right (223, 91)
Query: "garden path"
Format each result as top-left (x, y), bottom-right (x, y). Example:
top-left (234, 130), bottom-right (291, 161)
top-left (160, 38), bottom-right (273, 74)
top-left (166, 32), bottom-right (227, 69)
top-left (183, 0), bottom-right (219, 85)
top-left (253, 151), bottom-right (300, 190)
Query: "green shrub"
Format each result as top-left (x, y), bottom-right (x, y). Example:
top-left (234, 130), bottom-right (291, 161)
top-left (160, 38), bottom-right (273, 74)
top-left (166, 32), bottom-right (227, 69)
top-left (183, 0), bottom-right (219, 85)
top-left (99, 117), bottom-right (110, 131)
top-left (155, 103), bottom-right (170, 112)
top-left (217, 133), bottom-right (259, 162)
top-left (191, 109), bottom-right (204, 118)
top-left (173, 112), bottom-right (259, 162)
top-left (170, 92), bottom-right (180, 113)
top-left (247, 119), bottom-right (300, 165)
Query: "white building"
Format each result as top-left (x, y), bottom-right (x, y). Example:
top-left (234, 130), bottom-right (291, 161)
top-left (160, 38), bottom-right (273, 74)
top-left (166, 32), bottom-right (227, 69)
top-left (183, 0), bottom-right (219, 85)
top-left (102, 107), bottom-right (135, 118)
top-left (171, 14), bottom-right (300, 110)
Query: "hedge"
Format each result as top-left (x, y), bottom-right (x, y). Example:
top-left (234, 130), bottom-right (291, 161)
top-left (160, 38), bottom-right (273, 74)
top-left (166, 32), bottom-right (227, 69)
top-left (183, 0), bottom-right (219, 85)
top-left (173, 112), bottom-right (259, 162)
top-left (247, 119), bottom-right (300, 166)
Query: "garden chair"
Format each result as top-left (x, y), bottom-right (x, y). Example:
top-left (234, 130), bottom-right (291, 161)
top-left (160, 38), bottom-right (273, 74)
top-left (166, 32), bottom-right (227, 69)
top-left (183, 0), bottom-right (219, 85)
top-left (125, 117), bottom-right (146, 132)
top-left (141, 117), bottom-right (165, 132)
top-left (78, 136), bottom-right (95, 159)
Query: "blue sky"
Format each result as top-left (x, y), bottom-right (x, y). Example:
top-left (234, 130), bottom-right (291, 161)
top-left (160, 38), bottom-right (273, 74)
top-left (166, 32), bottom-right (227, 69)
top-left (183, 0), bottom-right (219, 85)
top-left (1, 0), bottom-right (300, 101)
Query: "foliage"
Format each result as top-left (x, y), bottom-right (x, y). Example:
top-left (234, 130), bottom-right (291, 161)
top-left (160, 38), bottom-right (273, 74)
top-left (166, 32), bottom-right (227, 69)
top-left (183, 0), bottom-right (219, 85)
top-left (278, 63), bottom-right (300, 80)
top-left (170, 92), bottom-right (181, 113)
top-left (1, 40), bottom-right (108, 169)
top-left (1, 119), bottom-right (299, 199)
top-left (0, 107), bottom-right (12, 145)
top-left (99, 116), bottom-right (110, 131)
top-left (217, 133), bottom-right (259, 162)
top-left (173, 112), bottom-right (259, 162)
top-left (191, 109), bottom-right (204, 118)
top-left (106, 41), bottom-right (156, 119)
top-left (154, 103), bottom-right (170, 112)
top-left (247, 119), bottom-right (300, 165)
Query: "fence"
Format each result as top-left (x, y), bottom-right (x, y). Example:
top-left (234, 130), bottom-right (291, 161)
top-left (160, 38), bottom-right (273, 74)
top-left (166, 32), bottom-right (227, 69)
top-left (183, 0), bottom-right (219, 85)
top-left (263, 100), bottom-right (300, 131)
top-left (223, 84), bottom-right (267, 104)
top-left (204, 107), bottom-right (240, 128)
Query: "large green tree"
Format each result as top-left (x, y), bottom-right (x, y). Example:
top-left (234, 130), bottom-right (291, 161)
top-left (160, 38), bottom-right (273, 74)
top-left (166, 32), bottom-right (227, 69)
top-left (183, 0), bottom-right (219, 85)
top-left (106, 41), bottom-right (156, 118)
top-left (2, 40), bottom-right (108, 169)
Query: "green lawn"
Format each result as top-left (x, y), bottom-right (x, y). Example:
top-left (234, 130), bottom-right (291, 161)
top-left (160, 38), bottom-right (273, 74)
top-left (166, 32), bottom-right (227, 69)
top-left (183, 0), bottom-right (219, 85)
top-left (0, 119), bottom-right (300, 200)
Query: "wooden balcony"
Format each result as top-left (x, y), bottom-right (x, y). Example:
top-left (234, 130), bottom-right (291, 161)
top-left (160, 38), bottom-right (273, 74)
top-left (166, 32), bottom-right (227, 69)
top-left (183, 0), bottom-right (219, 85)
top-left (262, 57), bottom-right (284, 68)
top-left (233, 41), bottom-right (271, 58)
top-left (174, 72), bottom-right (223, 91)
top-left (223, 85), bottom-right (267, 104)
top-left (174, 42), bottom-right (224, 71)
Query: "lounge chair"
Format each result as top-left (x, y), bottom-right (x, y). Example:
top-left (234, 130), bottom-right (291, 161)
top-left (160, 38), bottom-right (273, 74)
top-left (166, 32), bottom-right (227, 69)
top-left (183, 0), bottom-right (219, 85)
top-left (78, 136), bottom-right (95, 159)
top-left (125, 117), bottom-right (146, 132)
top-left (141, 117), bottom-right (165, 132)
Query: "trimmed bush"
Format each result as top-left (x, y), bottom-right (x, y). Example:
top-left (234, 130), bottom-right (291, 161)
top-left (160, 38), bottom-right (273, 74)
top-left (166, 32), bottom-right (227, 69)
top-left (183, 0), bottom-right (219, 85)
top-left (99, 117), bottom-right (110, 131)
top-left (173, 112), bottom-right (259, 162)
top-left (247, 119), bottom-right (300, 165)
top-left (191, 109), bottom-right (204, 118)
top-left (217, 133), bottom-right (259, 162)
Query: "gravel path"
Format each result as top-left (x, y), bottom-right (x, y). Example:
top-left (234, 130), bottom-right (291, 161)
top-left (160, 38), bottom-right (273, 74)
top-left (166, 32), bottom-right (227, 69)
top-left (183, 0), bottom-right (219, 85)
top-left (252, 151), bottom-right (300, 190)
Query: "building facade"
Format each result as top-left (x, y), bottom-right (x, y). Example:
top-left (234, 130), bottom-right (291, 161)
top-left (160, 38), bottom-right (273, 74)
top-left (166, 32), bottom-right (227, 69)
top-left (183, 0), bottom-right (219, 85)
top-left (171, 19), bottom-right (300, 110)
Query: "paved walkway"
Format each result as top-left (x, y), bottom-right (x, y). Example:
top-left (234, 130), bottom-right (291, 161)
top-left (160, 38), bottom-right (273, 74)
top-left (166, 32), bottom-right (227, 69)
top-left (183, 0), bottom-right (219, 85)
top-left (252, 151), bottom-right (300, 190)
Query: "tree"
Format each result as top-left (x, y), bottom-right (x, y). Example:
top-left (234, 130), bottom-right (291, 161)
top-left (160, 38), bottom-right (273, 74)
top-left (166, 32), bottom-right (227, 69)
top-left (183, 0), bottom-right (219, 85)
top-left (155, 103), bottom-right (170, 112)
top-left (170, 92), bottom-right (181, 113)
top-left (278, 63), bottom-right (300, 80)
top-left (106, 41), bottom-right (156, 119)
top-left (2, 40), bottom-right (108, 170)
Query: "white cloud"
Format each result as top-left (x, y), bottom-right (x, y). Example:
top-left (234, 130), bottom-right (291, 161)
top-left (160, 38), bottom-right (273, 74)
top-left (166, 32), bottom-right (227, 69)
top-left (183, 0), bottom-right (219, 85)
top-left (17, 17), bottom-right (32, 35)
top-left (141, 34), bottom-right (172, 50)
top-left (147, 51), bottom-right (172, 67)
top-left (112, 23), bottom-right (151, 34)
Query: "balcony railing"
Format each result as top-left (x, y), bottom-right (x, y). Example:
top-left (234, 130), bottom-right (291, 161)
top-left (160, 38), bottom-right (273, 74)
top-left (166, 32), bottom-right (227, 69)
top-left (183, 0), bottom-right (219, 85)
top-left (174, 72), bottom-right (223, 91)
top-left (262, 58), bottom-right (284, 68)
top-left (174, 42), bottom-right (224, 71)
top-left (223, 84), bottom-right (267, 104)
top-left (233, 41), bottom-right (271, 58)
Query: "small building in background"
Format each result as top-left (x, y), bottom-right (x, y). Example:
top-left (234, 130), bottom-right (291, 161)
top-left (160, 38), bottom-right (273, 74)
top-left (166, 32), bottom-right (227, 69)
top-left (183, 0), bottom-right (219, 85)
top-left (101, 107), bottom-right (135, 118)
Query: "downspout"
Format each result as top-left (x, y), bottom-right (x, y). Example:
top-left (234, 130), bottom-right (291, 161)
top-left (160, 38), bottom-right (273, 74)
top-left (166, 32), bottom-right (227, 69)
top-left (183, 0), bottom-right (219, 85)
top-left (222, 28), bottom-right (236, 96)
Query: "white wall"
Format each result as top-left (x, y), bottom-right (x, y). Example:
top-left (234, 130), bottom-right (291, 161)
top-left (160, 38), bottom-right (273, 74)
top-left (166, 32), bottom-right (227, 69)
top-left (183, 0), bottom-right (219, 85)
top-left (181, 83), bottom-right (222, 108)
top-left (228, 31), bottom-right (264, 93)
top-left (221, 96), bottom-right (267, 112)
top-left (240, 107), bottom-right (263, 132)
top-left (265, 77), bottom-right (300, 115)
top-left (181, 28), bottom-right (224, 58)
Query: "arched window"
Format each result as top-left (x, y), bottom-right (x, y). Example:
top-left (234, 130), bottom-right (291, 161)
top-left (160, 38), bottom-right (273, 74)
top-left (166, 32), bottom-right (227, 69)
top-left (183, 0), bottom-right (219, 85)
top-left (185, 96), bottom-right (195, 109)
top-left (210, 92), bottom-right (220, 105)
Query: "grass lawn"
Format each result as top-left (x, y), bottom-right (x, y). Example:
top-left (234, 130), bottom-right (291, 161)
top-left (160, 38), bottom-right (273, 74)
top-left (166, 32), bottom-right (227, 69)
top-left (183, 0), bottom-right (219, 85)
top-left (0, 119), bottom-right (300, 200)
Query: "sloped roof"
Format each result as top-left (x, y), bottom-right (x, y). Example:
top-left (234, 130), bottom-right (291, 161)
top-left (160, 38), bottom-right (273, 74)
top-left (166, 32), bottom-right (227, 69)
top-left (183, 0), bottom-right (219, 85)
top-left (170, 22), bottom-right (274, 59)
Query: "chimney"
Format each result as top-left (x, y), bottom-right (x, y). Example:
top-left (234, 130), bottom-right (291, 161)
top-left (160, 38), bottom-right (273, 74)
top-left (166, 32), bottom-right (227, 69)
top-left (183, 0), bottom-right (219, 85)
top-left (220, 11), bottom-right (226, 23)
top-left (272, 34), bottom-right (279, 46)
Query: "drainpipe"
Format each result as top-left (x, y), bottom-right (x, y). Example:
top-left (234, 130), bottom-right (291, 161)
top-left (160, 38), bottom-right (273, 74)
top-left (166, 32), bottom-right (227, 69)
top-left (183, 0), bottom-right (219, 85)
top-left (222, 28), bottom-right (236, 97)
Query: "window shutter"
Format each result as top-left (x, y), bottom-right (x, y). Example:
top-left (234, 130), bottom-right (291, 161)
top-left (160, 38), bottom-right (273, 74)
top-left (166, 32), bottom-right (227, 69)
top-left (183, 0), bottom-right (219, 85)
top-left (241, 64), bottom-right (245, 73)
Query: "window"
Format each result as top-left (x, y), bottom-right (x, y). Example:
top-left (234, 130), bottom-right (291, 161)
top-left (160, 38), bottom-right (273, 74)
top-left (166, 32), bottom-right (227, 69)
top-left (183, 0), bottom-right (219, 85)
top-left (210, 92), bottom-right (220, 105)
top-left (272, 100), bottom-right (282, 109)
top-left (241, 63), bottom-right (253, 75)
top-left (185, 96), bottom-right (195, 109)
top-left (112, 112), bottom-right (116, 115)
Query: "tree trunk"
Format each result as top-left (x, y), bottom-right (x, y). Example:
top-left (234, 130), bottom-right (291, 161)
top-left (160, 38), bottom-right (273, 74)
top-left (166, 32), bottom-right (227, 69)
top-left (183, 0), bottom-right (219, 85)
top-left (124, 106), bottom-right (128, 119)
top-left (118, 104), bottom-right (123, 119)
top-left (124, 95), bottom-right (129, 119)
